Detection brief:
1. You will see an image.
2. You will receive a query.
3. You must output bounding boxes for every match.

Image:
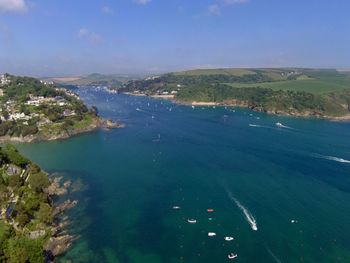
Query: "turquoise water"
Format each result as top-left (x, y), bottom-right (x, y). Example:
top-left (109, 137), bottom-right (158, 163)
top-left (18, 88), bottom-right (350, 263)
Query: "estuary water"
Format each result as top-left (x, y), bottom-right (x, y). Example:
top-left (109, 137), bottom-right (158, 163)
top-left (18, 88), bottom-right (350, 263)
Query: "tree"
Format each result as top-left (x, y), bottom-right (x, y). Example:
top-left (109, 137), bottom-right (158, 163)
top-left (8, 174), bottom-right (22, 189)
top-left (3, 144), bottom-right (29, 168)
top-left (28, 172), bottom-right (50, 192)
top-left (16, 213), bottom-right (30, 227)
top-left (3, 235), bottom-right (44, 263)
top-left (36, 203), bottom-right (53, 224)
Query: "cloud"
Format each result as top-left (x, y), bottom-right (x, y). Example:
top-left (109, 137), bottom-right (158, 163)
top-left (208, 4), bottom-right (221, 16)
top-left (0, 0), bottom-right (27, 13)
top-left (223, 0), bottom-right (249, 5)
top-left (134, 0), bottom-right (151, 5)
top-left (78, 28), bottom-right (103, 44)
top-left (102, 6), bottom-right (113, 15)
top-left (208, 0), bottom-right (248, 15)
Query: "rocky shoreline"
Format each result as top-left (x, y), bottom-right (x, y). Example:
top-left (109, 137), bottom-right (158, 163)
top-left (44, 176), bottom-right (79, 262)
top-left (0, 117), bottom-right (124, 143)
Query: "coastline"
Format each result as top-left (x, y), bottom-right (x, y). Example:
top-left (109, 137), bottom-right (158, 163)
top-left (182, 100), bottom-right (350, 121)
top-left (45, 176), bottom-right (79, 262)
top-left (123, 92), bottom-right (350, 121)
top-left (0, 117), bottom-right (124, 144)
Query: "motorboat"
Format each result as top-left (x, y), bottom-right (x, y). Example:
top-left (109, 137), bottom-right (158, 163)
top-left (208, 232), bottom-right (216, 237)
top-left (224, 236), bottom-right (234, 241)
top-left (172, 206), bottom-right (181, 210)
top-left (275, 122), bottom-right (283, 127)
top-left (187, 219), bottom-right (197, 224)
top-left (228, 253), bottom-right (238, 260)
top-left (207, 208), bottom-right (214, 213)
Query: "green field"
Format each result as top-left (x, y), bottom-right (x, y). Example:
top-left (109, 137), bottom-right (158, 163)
top-left (226, 77), bottom-right (350, 94)
top-left (174, 68), bottom-right (257, 77)
top-left (174, 68), bottom-right (350, 92)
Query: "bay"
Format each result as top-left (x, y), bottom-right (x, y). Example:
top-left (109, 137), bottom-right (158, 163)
top-left (18, 87), bottom-right (350, 263)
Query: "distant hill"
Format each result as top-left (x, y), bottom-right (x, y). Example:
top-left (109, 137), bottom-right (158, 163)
top-left (45, 73), bottom-right (142, 87)
top-left (122, 68), bottom-right (350, 119)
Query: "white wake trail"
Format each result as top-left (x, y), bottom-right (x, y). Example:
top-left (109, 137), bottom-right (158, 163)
top-left (266, 246), bottom-right (282, 263)
top-left (226, 190), bottom-right (258, 231)
top-left (324, 156), bottom-right (350, 164)
top-left (313, 154), bottom-right (350, 164)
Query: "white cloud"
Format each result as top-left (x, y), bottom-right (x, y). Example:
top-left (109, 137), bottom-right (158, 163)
top-left (78, 28), bottom-right (103, 44)
top-left (208, 0), bottom-right (248, 15)
top-left (223, 0), bottom-right (249, 5)
top-left (0, 0), bottom-right (27, 13)
top-left (102, 6), bottom-right (113, 15)
top-left (208, 4), bottom-right (221, 16)
top-left (135, 0), bottom-right (151, 5)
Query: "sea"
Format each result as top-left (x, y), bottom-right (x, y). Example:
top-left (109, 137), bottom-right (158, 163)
top-left (18, 87), bottom-right (350, 263)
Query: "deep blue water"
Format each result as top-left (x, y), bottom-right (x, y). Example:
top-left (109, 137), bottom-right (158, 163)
top-left (18, 88), bottom-right (350, 263)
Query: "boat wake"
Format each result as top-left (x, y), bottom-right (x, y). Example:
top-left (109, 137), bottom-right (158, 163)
top-left (314, 154), bottom-right (350, 164)
top-left (265, 245), bottom-right (282, 263)
top-left (275, 122), bottom-right (293, 129)
top-left (249, 124), bottom-right (270, 128)
top-left (226, 190), bottom-right (258, 231)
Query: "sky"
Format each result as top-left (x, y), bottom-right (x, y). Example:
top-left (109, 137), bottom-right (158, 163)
top-left (0, 0), bottom-right (349, 76)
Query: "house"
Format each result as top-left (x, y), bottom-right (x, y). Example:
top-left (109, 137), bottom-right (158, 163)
top-left (6, 165), bottom-right (22, 176)
top-left (9, 112), bottom-right (32, 121)
top-left (0, 74), bottom-right (10, 86)
top-left (63, 109), bottom-right (76, 117)
top-left (26, 100), bottom-right (41, 106)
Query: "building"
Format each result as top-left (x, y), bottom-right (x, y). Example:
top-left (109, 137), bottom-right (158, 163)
top-left (0, 74), bottom-right (10, 86)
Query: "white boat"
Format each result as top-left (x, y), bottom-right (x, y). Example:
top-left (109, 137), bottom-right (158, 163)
top-left (224, 236), bottom-right (234, 241)
top-left (228, 253), bottom-right (238, 260)
top-left (172, 206), bottom-right (181, 210)
top-left (275, 122), bottom-right (283, 127)
top-left (187, 219), bottom-right (197, 224)
top-left (208, 232), bottom-right (216, 237)
top-left (191, 106), bottom-right (195, 109)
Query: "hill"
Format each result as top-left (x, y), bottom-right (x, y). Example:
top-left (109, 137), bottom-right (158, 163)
top-left (122, 68), bottom-right (350, 119)
top-left (0, 74), bottom-right (112, 142)
top-left (47, 73), bottom-right (141, 88)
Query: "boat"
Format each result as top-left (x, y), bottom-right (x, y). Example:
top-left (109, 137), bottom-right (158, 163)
top-left (191, 105), bottom-right (195, 109)
top-left (224, 236), bottom-right (234, 241)
top-left (207, 208), bottom-right (214, 213)
top-left (228, 253), bottom-right (238, 260)
top-left (187, 219), bottom-right (197, 224)
top-left (172, 206), bottom-right (181, 210)
top-left (275, 122), bottom-right (283, 127)
top-left (208, 232), bottom-right (216, 237)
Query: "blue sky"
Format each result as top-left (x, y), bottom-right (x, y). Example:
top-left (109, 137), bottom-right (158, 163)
top-left (0, 0), bottom-right (349, 76)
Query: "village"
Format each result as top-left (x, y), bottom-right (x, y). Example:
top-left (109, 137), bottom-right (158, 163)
top-left (0, 74), bottom-right (79, 127)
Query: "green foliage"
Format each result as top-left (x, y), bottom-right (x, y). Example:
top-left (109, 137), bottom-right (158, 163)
top-left (0, 145), bottom-right (53, 262)
top-left (36, 203), bottom-right (53, 224)
top-left (16, 213), bottom-right (30, 227)
top-left (3, 235), bottom-right (44, 263)
top-left (8, 174), bottom-right (22, 188)
top-left (123, 68), bottom-right (350, 117)
top-left (3, 144), bottom-right (29, 168)
top-left (2, 75), bottom-right (57, 103)
top-left (28, 172), bottom-right (50, 192)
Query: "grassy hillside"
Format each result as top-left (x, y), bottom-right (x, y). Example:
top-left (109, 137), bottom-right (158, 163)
top-left (122, 68), bottom-right (350, 118)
